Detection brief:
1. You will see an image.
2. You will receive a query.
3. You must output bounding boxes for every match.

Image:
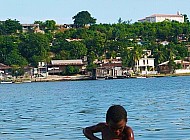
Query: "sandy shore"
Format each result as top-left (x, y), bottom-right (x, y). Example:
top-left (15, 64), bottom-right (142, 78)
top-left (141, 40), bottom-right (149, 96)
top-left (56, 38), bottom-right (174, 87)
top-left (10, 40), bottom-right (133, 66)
top-left (2, 73), bottom-right (190, 84)
top-left (31, 75), bottom-right (91, 82)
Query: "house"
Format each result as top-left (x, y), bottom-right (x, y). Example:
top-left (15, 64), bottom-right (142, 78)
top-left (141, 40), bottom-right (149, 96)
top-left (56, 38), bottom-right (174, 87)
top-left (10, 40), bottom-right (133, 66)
top-left (158, 60), bottom-right (190, 74)
top-left (48, 59), bottom-right (86, 75)
top-left (136, 56), bottom-right (156, 75)
top-left (65, 38), bottom-right (82, 42)
top-left (94, 57), bottom-right (124, 79)
top-left (21, 24), bottom-right (44, 33)
top-left (160, 41), bottom-right (169, 46)
top-left (56, 24), bottom-right (78, 29)
top-left (96, 63), bottom-right (123, 79)
top-left (33, 62), bottom-right (48, 78)
top-left (0, 63), bottom-right (11, 71)
top-left (138, 12), bottom-right (184, 23)
top-left (0, 63), bottom-right (12, 80)
top-left (0, 70), bottom-right (4, 79)
top-left (135, 50), bottom-right (157, 75)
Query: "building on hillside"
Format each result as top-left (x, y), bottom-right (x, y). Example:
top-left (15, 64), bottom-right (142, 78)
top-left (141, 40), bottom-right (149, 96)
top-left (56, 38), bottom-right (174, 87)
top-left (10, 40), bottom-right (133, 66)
top-left (138, 12), bottom-right (184, 23)
top-left (160, 41), bottom-right (169, 46)
top-left (21, 24), bottom-right (44, 33)
top-left (158, 60), bottom-right (190, 74)
top-left (65, 38), bottom-right (82, 42)
top-left (56, 24), bottom-right (79, 32)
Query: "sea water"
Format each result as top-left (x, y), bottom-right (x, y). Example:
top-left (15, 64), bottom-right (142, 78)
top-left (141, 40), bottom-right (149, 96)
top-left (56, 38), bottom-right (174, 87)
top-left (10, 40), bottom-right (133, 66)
top-left (0, 76), bottom-right (190, 140)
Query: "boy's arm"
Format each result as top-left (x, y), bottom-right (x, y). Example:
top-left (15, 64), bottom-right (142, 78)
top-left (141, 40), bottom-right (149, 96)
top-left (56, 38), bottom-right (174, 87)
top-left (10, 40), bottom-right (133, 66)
top-left (83, 123), bottom-right (104, 140)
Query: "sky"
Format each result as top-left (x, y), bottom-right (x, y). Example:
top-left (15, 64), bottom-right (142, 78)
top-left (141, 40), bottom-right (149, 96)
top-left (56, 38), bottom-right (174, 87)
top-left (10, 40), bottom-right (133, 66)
top-left (0, 0), bottom-right (190, 24)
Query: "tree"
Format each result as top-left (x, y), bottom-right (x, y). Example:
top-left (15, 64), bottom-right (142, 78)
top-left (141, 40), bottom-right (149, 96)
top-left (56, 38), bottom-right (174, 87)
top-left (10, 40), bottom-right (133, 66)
top-left (4, 19), bottom-right (22, 34)
top-left (130, 45), bottom-right (143, 73)
top-left (44, 20), bottom-right (57, 33)
top-left (19, 33), bottom-right (50, 66)
top-left (85, 31), bottom-right (106, 61)
top-left (166, 43), bottom-right (177, 73)
top-left (118, 18), bottom-right (123, 24)
top-left (5, 49), bottom-right (28, 66)
top-left (183, 14), bottom-right (189, 23)
top-left (61, 65), bottom-right (79, 75)
top-left (0, 35), bottom-right (20, 63)
top-left (34, 20), bottom-right (45, 30)
top-left (73, 11), bottom-right (96, 27)
top-left (69, 41), bottom-right (87, 59)
top-left (151, 44), bottom-right (166, 67)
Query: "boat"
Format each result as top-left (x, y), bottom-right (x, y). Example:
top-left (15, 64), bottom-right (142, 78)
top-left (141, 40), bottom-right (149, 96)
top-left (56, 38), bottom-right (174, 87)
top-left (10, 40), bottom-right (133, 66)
top-left (0, 81), bottom-right (13, 84)
top-left (23, 80), bottom-right (32, 83)
top-left (136, 76), bottom-right (147, 78)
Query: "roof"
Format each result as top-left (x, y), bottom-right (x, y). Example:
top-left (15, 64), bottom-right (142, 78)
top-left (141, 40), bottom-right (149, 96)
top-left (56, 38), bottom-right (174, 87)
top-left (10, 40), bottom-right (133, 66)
top-left (50, 60), bottom-right (84, 65)
top-left (65, 39), bottom-right (82, 42)
top-left (102, 63), bottom-right (122, 67)
top-left (149, 14), bottom-right (183, 18)
top-left (159, 60), bottom-right (190, 66)
top-left (0, 63), bottom-right (11, 70)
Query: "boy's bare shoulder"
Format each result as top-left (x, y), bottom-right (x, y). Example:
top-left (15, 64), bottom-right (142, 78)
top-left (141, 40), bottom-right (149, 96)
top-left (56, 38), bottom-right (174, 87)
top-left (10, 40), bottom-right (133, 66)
top-left (96, 122), bottom-right (107, 129)
top-left (125, 125), bottom-right (133, 131)
top-left (85, 123), bottom-right (107, 131)
top-left (124, 126), bottom-right (134, 139)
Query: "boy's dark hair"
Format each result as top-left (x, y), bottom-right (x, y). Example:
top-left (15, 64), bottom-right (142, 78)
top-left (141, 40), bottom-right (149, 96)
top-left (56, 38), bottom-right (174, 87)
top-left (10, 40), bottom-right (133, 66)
top-left (106, 105), bottom-right (127, 123)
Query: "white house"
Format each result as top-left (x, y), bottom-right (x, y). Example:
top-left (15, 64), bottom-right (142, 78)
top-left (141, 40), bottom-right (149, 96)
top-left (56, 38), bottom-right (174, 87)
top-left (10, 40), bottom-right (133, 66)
top-left (138, 12), bottom-right (184, 23)
top-left (135, 50), bottom-right (157, 75)
top-left (33, 62), bottom-right (48, 78)
top-left (137, 57), bottom-right (156, 75)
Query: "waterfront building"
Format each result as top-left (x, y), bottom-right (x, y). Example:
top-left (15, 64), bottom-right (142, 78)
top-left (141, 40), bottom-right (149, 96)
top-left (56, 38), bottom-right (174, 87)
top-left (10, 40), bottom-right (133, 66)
top-left (158, 60), bottom-right (190, 74)
top-left (48, 59), bottom-right (86, 75)
top-left (135, 50), bottom-right (157, 75)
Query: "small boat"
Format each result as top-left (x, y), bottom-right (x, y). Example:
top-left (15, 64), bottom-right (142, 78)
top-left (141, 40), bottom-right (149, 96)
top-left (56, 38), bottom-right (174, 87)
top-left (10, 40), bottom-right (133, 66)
top-left (136, 76), bottom-right (147, 79)
top-left (0, 81), bottom-right (13, 84)
top-left (23, 80), bottom-right (32, 83)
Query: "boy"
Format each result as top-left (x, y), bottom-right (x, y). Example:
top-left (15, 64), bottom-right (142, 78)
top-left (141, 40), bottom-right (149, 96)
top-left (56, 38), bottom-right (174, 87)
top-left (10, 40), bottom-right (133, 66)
top-left (83, 105), bottom-right (134, 140)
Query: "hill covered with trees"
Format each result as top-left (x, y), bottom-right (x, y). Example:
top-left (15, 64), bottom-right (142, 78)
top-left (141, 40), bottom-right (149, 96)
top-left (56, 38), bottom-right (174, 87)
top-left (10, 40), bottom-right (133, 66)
top-left (0, 11), bottom-right (190, 75)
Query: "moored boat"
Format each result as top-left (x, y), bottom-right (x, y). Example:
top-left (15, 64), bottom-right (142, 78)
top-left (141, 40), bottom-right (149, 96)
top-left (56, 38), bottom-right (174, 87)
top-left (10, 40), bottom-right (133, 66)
top-left (0, 81), bottom-right (13, 84)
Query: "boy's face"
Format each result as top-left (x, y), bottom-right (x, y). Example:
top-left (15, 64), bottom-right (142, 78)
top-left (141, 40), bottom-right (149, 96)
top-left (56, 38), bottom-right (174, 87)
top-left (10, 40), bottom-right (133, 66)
top-left (108, 119), bottom-right (126, 137)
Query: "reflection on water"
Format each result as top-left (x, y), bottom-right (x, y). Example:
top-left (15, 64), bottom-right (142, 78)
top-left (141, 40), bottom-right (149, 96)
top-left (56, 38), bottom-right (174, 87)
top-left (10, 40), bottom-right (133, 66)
top-left (0, 76), bottom-right (190, 140)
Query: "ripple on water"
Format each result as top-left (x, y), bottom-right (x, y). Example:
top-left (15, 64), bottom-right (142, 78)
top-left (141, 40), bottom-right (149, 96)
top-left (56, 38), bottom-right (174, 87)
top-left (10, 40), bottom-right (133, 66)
top-left (0, 77), bottom-right (190, 139)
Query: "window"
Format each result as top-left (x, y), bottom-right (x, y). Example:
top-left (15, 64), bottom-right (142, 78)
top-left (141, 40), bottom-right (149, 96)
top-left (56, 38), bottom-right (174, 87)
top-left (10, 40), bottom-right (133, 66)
top-left (143, 60), bottom-right (145, 65)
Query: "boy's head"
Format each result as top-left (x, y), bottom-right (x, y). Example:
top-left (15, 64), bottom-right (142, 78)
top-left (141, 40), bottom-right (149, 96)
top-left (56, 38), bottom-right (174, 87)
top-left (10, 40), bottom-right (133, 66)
top-left (106, 105), bottom-right (128, 136)
top-left (106, 105), bottom-right (127, 123)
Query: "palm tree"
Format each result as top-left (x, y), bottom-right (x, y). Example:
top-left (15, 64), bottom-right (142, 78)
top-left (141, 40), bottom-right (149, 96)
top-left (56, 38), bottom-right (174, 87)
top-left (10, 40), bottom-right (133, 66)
top-left (166, 43), bottom-right (177, 73)
top-left (130, 45), bottom-right (143, 73)
top-left (152, 44), bottom-right (166, 67)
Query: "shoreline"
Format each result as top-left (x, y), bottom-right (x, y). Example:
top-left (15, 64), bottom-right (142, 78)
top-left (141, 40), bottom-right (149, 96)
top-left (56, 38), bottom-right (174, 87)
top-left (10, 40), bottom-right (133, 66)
top-left (1, 73), bottom-right (190, 84)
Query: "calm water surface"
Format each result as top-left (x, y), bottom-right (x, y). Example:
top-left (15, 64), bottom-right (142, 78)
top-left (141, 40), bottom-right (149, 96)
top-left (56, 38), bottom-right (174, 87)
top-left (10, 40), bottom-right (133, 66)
top-left (0, 76), bottom-right (190, 140)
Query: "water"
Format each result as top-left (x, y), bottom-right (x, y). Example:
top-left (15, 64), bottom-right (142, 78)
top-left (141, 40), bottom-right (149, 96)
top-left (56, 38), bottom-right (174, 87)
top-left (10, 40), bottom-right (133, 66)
top-left (0, 76), bottom-right (190, 140)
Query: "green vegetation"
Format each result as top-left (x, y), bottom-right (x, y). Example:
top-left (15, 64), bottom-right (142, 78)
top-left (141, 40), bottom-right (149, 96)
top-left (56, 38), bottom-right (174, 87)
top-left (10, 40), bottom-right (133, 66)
top-left (0, 11), bottom-right (190, 75)
top-left (61, 66), bottom-right (79, 76)
top-left (72, 11), bottom-right (96, 27)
